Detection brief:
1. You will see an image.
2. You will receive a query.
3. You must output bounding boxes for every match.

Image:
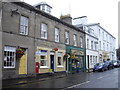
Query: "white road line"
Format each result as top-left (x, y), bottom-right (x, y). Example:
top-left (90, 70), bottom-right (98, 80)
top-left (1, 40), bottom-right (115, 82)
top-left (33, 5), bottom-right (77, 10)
top-left (67, 81), bottom-right (90, 89)
top-left (97, 74), bottom-right (110, 80)
top-left (97, 76), bottom-right (104, 79)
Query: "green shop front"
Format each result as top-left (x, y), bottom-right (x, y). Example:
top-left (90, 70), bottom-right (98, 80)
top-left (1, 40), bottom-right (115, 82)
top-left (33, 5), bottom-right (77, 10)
top-left (66, 45), bottom-right (86, 73)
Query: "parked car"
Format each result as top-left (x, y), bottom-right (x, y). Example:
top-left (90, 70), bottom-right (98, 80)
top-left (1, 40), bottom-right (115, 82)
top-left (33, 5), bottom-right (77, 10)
top-left (93, 62), bottom-right (108, 72)
top-left (112, 60), bottom-right (120, 68)
top-left (104, 60), bottom-right (114, 70)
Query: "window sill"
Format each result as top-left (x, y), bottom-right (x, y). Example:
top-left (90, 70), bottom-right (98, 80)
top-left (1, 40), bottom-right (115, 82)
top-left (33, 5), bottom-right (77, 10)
top-left (40, 66), bottom-right (49, 69)
top-left (19, 33), bottom-right (28, 36)
top-left (57, 66), bottom-right (64, 68)
top-left (4, 67), bottom-right (15, 69)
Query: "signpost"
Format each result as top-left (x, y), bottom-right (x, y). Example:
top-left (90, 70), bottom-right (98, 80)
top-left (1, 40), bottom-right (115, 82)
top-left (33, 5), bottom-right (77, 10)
top-left (67, 54), bottom-right (70, 73)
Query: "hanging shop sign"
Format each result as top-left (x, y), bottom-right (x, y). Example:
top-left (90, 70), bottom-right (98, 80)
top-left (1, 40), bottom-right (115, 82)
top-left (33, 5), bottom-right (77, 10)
top-left (36, 50), bottom-right (47, 56)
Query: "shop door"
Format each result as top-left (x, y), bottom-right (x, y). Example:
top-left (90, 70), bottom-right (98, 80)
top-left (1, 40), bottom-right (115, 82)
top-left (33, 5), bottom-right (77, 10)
top-left (50, 55), bottom-right (54, 72)
top-left (19, 49), bottom-right (27, 74)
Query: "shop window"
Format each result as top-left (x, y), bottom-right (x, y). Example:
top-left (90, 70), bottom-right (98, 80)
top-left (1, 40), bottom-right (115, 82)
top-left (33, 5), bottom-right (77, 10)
top-left (40, 50), bottom-right (47, 67)
top-left (58, 57), bottom-right (62, 65)
top-left (20, 16), bottom-right (28, 35)
top-left (4, 46), bottom-right (16, 68)
top-left (40, 56), bottom-right (47, 66)
top-left (58, 52), bottom-right (62, 66)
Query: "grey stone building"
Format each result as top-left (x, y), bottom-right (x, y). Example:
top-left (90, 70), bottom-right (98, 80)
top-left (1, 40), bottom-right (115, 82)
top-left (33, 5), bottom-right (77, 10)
top-left (1, 1), bottom-right (86, 79)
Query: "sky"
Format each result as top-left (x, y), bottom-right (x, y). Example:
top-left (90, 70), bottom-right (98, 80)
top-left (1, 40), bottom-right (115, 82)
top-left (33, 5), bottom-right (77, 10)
top-left (24, 0), bottom-right (119, 48)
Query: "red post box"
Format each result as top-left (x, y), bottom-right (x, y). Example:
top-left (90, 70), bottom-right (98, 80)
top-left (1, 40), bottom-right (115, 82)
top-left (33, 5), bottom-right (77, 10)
top-left (36, 62), bottom-right (39, 73)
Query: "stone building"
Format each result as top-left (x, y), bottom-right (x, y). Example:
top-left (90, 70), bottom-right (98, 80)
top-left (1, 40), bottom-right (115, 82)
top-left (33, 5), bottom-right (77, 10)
top-left (1, 2), bottom-right (86, 79)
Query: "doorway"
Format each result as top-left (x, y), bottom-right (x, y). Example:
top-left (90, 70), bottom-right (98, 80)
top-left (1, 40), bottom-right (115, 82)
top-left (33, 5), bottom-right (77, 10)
top-left (50, 55), bottom-right (54, 72)
top-left (19, 48), bottom-right (27, 74)
top-left (87, 55), bottom-right (89, 69)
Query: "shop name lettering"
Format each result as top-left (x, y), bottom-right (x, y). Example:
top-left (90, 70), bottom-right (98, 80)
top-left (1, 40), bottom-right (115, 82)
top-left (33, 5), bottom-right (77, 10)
top-left (71, 50), bottom-right (84, 55)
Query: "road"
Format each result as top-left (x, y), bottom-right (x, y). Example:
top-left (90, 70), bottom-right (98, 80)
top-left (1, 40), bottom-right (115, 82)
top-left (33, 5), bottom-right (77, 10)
top-left (3, 68), bottom-right (119, 89)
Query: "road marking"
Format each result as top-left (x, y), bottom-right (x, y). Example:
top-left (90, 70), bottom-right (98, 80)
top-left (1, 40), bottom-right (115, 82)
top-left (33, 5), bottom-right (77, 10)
top-left (66, 81), bottom-right (90, 89)
top-left (97, 76), bottom-right (104, 79)
top-left (97, 74), bottom-right (110, 80)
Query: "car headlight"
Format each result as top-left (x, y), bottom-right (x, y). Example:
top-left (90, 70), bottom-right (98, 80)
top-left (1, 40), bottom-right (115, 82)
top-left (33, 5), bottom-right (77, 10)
top-left (98, 66), bottom-right (102, 68)
top-left (114, 63), bottom-right (117, 65)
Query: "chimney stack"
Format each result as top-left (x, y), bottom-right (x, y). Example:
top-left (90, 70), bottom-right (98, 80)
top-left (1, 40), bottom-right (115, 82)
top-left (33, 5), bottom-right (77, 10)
top-left (73, 16), bottom-right (87, 26)
top-left (60, 14), bottom-right (72, 25)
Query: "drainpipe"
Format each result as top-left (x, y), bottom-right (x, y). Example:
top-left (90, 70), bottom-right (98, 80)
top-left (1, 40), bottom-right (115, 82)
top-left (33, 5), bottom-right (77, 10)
top-left (34, 12), bottom-right (37, 76)
top-left (0, 1), bottom-right (2, 89)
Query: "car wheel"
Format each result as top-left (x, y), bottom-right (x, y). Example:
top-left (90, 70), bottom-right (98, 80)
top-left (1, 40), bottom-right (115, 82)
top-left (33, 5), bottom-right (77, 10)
top-left (105, 68), bottom-right (108, 71)
top-left (112, 66), bottom-right (114, 69)
top-left (93, 69), bottom-right (95, 72)
top-left (101, 68), bottom-right (104, 72)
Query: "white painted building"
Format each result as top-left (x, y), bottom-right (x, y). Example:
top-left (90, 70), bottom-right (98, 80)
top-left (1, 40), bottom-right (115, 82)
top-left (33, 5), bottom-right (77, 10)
top-left (73, 16), bottom-right (116, 69)
top-left (73, 16), bottom-right (99, 69)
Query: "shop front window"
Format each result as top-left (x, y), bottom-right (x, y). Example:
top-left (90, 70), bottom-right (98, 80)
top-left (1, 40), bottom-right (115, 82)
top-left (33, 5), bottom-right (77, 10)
top-left (57, 52), bottom-right (62, 66)
top-left (58, 57), bottom-right (62, 65)
top-left (40, 56), bottom-right (47, 66)
top-left (40, 50), bottom-right (48, 67)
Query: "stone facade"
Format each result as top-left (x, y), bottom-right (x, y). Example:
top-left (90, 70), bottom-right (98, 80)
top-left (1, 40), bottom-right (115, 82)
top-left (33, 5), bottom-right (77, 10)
top-left (1, 2), bottom-right (85, 79)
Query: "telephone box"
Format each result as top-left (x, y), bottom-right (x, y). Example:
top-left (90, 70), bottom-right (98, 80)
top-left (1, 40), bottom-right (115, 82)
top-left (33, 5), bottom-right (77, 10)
top-left (36, 62), bottom-right (39, 73)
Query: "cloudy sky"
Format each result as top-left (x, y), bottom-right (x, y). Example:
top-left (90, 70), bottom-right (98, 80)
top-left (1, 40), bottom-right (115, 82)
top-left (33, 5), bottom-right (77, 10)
top-left (24, 0), bottom-right (119, 48)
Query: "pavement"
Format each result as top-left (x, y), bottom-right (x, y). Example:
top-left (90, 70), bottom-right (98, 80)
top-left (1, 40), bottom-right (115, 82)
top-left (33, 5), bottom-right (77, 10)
top-left (2, 72), bottom-right (74, 88)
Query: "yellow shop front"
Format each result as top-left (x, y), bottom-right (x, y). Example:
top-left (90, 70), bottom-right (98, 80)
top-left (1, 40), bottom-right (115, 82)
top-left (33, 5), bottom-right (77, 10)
top-left (35, 47), bottom-right (66, 74)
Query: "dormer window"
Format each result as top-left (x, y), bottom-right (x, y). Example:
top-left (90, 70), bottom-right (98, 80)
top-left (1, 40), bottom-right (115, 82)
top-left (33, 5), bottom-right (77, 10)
top-left (34, 2), bottom-right (52, 14)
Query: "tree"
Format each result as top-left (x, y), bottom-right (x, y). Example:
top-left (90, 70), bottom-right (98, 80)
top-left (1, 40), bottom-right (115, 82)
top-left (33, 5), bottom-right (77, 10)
top-left (116, 47), bottom-right (120, 60)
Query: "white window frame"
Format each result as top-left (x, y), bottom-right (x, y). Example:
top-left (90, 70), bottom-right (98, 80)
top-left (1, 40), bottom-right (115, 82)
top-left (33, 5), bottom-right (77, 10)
top-left (65, 31), bottom-right (69, 44)
top-left (73, 34), bottom-right (77, 46)
top-left (103, 43), bottom-right (105, 50)
top-left (20, 16), bottom-right (28, 35)
top-left (87, 39), bottom-right (89, 49)
top-left (4, 46), bottom-right (16, 68)
top-left (99, 41), bottom-right (101, 50)
top-left (91, 41), bottom-right (93, 50)
top-left (94, 42), bottom-right (97, 50)
top-left (40, 50), bottom-right (48, 68)
top-left (41, 23), bottom-right (47, 39)
top-left (80, 37), bottom-right (83, 48)
top-left (55, 28), bottom-right (59, 42)
top-left (90, 55), bottom-right (92, 65)
top-left (47, 6), bottom-right (51, 13)
top-left (57, 52), bottom-right (63, 67)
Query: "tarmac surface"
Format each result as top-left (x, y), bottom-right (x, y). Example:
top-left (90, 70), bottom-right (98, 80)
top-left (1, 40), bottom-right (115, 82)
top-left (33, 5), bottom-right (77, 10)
top-left (2, 68), bottom-right (119, 90)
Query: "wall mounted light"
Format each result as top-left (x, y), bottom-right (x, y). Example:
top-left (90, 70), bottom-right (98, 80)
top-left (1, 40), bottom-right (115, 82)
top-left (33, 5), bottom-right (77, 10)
top-left (11, 9), bottom-right (19, 16)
